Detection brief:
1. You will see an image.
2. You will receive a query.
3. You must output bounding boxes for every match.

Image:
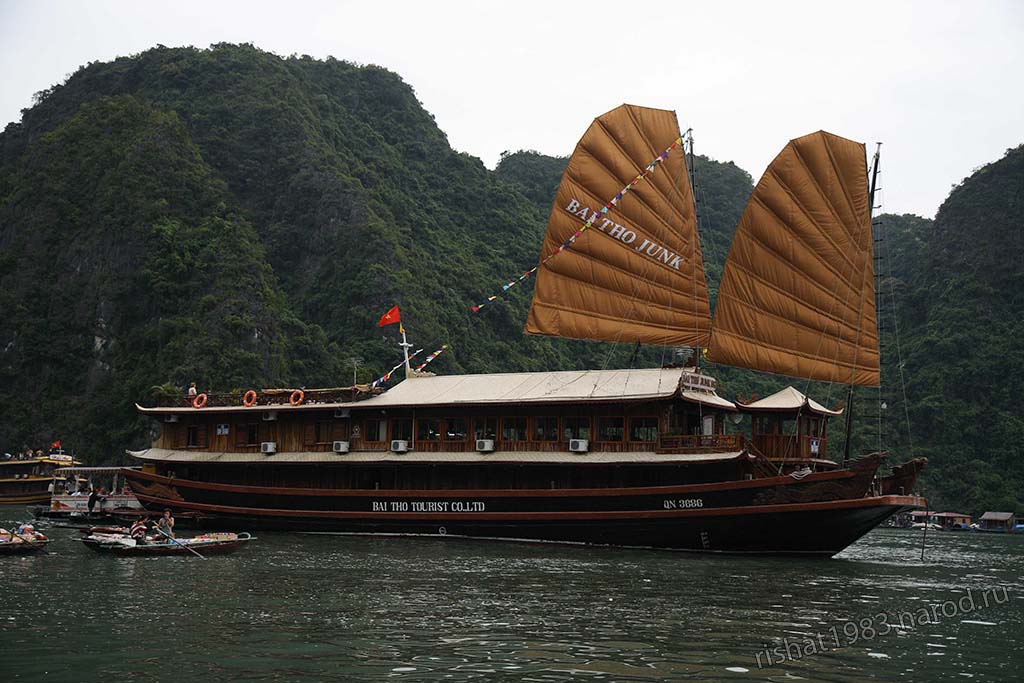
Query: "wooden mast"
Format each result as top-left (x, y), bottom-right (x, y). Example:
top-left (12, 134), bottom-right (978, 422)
top-left (843, 143), bottom-right (882, 466)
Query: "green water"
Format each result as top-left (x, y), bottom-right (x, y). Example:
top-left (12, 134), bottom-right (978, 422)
top-left (2, 514), bottom-right (1021, 682)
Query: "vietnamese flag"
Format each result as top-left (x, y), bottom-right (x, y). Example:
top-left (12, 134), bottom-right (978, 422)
top-left (377, 305), bottom-right (401, 327)
top-left (50, 439), bottom-right (61, 450)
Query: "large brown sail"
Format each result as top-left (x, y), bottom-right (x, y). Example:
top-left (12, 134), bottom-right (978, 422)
top-left (707, 131), bottom-right (879, 386)
top-left (524, 105), bottom-right (712, 346)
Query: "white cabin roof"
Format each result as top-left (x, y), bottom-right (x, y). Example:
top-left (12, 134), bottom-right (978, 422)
top-left (136, 368), bottom-right (736, 414)
top-left (739, 386), bottom-right (842, 416)
top-left (345, 367), bottom-right (734, 410)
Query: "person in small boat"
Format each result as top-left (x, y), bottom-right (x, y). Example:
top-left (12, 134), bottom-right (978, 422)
top-left (130, 517), bottom-right (149, 545)
top-left (155, 509), bottom-right (175, 540)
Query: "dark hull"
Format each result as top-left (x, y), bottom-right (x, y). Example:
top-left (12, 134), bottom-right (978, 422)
top-left (0, 540), bottom-right (49, 555)
top-left (123, 466), bottom-right (923, 556)
top-left (0, 488), bottom-right (51, 506)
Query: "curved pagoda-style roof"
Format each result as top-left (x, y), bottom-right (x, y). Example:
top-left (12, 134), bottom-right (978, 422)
top-left (737, 386), bottom-right (842, 417)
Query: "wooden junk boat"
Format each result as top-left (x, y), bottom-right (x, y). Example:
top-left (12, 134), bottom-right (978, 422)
top-left (81, 531), bottom-right (255, 557)
top-left (123, 105), bottom-right (926, 555)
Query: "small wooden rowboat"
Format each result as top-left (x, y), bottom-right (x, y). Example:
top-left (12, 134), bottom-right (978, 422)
top-left (81, 531), bottom-right (254, 556)
top-left (0, 529), bottom-right (50, 555)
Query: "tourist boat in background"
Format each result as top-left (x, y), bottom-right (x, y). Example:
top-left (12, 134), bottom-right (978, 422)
top-left (0, 450), bottom-right (82, 506)
top-left (31, 466), bottom-right (145, 522)
top-left (123, 105), bottom-right (926, 555)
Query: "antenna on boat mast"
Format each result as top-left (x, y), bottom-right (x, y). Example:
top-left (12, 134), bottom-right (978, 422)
top-left (842, 142), bottom-right (882, 466)
top-left (684, 128), bottom-right (700, 372)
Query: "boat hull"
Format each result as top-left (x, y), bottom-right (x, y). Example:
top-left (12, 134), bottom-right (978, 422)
top-left (81, 534), bottom-right (253, 556)
top-left (0, 539), bottom-right (49, 555)
top-left (123, 469), bottom-right (922, 556)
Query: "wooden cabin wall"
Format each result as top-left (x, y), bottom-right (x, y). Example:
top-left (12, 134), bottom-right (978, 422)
top-left (152, 399), bottom-right (733, 454)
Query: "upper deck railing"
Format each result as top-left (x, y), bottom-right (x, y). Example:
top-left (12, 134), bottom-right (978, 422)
top-left (152, 387), bottom-right (369, 408)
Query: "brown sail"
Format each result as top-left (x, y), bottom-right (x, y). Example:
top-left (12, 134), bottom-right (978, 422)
top-left (707, 131), bottom-right (879, 386)
top-left (524, 104), bottom-right (712, 347)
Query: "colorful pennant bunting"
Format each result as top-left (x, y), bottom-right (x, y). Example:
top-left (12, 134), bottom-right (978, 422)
top-left (414, 344), bottom-right (448, 372)
top-left (370, 348), bottom-right (424, 388)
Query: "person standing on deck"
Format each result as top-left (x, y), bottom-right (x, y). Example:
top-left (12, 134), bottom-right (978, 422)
top-left (156, 509), bottom-right (175, 541)
top-left (187, 382), bottom-right (197, 405)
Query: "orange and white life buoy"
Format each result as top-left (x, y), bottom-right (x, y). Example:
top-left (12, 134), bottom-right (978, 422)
top-left (289, 389), bottom-right (305, 406)
top-left (192, 393), bottom-right (208, 409)
top-left (242, 390), bottom-right (258, 407)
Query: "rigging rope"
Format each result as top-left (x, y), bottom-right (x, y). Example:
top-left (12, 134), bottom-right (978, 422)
top-left (470, 133), bottom-right (688, 313)
top-left (370, 348), bottom-right (424, 388)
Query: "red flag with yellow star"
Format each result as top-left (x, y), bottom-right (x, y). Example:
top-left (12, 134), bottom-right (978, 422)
top-left (377, 306), bottom-right (401, 327)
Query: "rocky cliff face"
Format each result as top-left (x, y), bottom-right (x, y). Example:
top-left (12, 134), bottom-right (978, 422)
top-left (2, 44), bottom-right (1019, 515)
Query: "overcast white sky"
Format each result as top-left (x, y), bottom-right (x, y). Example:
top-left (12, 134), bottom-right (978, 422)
top-left (1, 0), bottom-right (1022, 218)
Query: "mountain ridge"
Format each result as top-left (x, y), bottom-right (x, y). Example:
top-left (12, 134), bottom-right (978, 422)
top-left (1, 44), bottom-right (1020, 515)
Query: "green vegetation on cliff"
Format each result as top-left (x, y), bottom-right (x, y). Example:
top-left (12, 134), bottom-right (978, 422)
top-left (1, 44), bottom-right (1020, 515)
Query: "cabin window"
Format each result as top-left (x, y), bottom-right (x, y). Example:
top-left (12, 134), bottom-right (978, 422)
top-left (304, 421), bottom-right (334, 446)
top-left (235, 423), bottom-right (260, 446)
top-left (445, 418), bottom-right (468, 441)
top-left (391, 418), bottom-right (412, 442)
top-left (315, 421), bottom-right (333, 444)
top-left (417, 418), bottom-right (441, 441)
top-left (501, 417), bottom-right (527, 442)
top-left (364, 418), bottom-right (387, 442)
top-left (753, 416), bottom-right (768, 435)
top-left (474, 417), bottom-right (497, 441)
top-left (702, 415), bottom-right (714, 436)
top-left (563, 417), bottom-right (591, 441)
top-left (629, 417), bottom-right (658, 442)
top-left (597, 417), bottom-right (625, 442)
top-left (534, 416), bottom-right (558, 441)
top-left (186, 424), bottom-right (208, 448)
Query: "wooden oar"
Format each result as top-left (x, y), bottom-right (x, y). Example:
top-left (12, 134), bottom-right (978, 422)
top-left (153, 525), bottom-right (205, 559)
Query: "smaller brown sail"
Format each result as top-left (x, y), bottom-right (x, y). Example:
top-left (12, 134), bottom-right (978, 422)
top-left (524, 104), bottom-right (712, 347)
top-left (707, 131), bottom-right (879, 386)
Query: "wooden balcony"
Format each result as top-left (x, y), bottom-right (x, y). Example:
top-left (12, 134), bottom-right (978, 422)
top-left (656, 433), bottom-right (744, 453)
top-left (153, 387), bottom-right (370, 408)
top-left (752, 434), bottom-right (829, 461)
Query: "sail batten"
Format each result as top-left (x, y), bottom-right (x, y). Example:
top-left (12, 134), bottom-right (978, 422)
top-left (708, 131), bottom-right (879, 387)
top-left (525, 105), bottom-right (712, 347)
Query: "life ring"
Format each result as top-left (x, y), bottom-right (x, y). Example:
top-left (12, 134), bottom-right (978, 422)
top-left (242, 390), bottom-right (258, 407)
top-left (192, 393), bottom-right (208, 409)
top-left (289, 389), bottom-right (305, 406)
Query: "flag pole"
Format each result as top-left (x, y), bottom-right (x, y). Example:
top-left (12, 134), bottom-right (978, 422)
top-left (400, 324), bottom-right (413, 377)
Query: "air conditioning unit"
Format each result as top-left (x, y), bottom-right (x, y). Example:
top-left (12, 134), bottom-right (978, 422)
top-left (163, 415), bottom-right (179, 423)
top-left (390, 439), bottom-right (409, 453)
top-left (262, 411), bottom-right (278, 421)
top-left (260, 441), bottom-right (277, 454)
top-left (332, 440), bottom-right (350, 454)
top-left (334, 408), bottom-right (350, 418)
top-left (476, 439), bottom-right (495, 453)
top-left (569, 438), bottom-right (589, 453)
